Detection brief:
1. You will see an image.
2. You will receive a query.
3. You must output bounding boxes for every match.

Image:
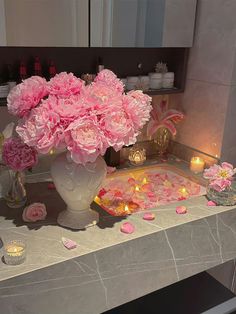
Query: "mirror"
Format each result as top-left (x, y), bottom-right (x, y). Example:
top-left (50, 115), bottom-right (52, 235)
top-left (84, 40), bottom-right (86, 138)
top-left (90, 0), bottom-right (197, 47)
top-left (0, 0), bottom-right (89, 47)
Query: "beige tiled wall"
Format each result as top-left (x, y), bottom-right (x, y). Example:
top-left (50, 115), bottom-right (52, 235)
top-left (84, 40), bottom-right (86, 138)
top-left (170, 0), bottom-right (236, 162)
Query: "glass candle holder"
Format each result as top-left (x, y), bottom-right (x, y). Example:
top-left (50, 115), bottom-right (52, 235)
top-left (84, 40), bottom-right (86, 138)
top-left (190, 157), bottom-right (205, 174)
top-left (4, 240), bottom-right (26, 265)
top-left (128, 146), bottom-right (146, 166)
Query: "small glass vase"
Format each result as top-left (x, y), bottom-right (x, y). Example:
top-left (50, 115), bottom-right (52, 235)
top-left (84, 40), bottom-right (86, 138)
top-left (5, 171), bottom-right (27, 208)
top-left (154, 127), bottom-right (171, 156)
top-left (206, 178), bottom-right (236, 206)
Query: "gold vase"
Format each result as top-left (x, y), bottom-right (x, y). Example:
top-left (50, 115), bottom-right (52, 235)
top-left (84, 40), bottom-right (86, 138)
top-left (154, 127), bottom-right (171, 156)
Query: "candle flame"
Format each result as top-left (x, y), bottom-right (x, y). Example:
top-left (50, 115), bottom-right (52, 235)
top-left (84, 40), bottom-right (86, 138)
top-left (94, 196), bottom-right (100, 203)
top-left (142, 177), bottom-right (147, 184)
top-left (135, 185), bottom-right (140, 191)
top-left (124, 205), bottom-right (129, 211)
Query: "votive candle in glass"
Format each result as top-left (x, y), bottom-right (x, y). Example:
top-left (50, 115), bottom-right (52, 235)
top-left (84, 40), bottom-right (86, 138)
top-left (4, 240), bottom-right (26, 265)
top-left (128, 146), bottom-right (146, 166)
top-left (190, 157), bottom-right (205, 174)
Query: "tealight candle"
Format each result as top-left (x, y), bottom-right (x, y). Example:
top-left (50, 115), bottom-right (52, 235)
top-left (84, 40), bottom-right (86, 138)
top-left (128, 146), bottom-right (146, 166)
top-left (190, 157), bottom-right (205, 174)
top-left (4, 240), bottom-right (26, 265)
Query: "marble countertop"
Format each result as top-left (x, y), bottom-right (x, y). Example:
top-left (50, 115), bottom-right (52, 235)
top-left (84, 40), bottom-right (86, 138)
top-left (1, 164), bottom-right (236, 314)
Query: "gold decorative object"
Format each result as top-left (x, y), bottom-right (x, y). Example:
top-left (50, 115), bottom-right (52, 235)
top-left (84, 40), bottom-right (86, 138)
top-left (128, 146), bottom-right (146, 166)
top-left (154, 127), bottom-right (171, 156)
top-left (4, 240), bottom-right (26, 265)
top-left (5, 171), bottom-right (27, 208)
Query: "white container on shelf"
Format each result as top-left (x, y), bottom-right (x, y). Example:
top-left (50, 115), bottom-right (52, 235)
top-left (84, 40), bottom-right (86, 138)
top-left (149, 73), bottom-right (163, 90)
top-left (162, 72), bottom-right (174, 88)
top-left (120, 78), bottom-right (127, 89)
top-left (139, 76), bottom-right (150, 91)
top-left (126, 76), bottom-right (139, 90)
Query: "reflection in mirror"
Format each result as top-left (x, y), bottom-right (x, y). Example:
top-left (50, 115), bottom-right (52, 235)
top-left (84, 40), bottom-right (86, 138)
top-left (90, 0), bottom-right (197, 47)
top-left (0, 0), bottom-right (89, 47)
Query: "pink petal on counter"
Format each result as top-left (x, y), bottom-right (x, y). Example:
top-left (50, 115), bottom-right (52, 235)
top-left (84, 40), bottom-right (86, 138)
top-left (176, 206), bottom-right (187, 214)
top-left (62, 237), bottom-right (77, 250)
top-left (143, 212), bottom-right (155, 221)
top-left (48, 182), bottom-right (56, 190)
top-left (120, 222), bottom-right (135, 234)
top-left (207, 200), bottom-right (217, 206)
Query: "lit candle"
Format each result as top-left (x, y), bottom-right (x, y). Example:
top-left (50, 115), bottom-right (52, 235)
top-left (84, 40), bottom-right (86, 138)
top-left (190, 157), bottom-right (205, 174)
top-left (4, 240), bottom-right (26, 265)
top-left (179, 187), bottom-right (189, 197)
top-left (142, 177), bottom-right (148, 184)
top-left (128, 146), bottom-right (146, 166)
top-left (135, 185), bottom-right (140, 192)
top-left (124, 204), bottom-right (129, 212)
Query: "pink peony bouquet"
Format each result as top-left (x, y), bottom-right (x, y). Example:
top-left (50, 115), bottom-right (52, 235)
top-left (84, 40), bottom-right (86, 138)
top-left (2, 137), bottom-right (38, 172)
top-left (7, 70), bottom-right (152, 165)
top-left (203, 162), bottom-right (236, 192)
top-left (147, 100), bottom-right (184, 137)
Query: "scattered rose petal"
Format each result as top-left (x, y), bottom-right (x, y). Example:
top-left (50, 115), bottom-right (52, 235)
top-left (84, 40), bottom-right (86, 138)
top-left (48, 182), bottom-right (56, 190)
top-left (207, 200), bottom-right (217, 206)
top-left (62, 237), bottom-right (77, 250)
top-left (22, 203), bottom-right (47, 222)
top-left (143, 212), bottom-right (155, 221)
top-left (107, 166), bottom-right (116, 174)
top-left (176, 206), bottom-right (187, 214)
top-left (120, 222), bottom-right (135, 234)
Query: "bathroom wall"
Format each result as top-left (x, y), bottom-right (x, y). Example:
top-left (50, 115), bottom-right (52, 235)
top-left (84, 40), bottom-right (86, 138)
top-left (176, 0), bottom-right (236, 293)
top-left (170, 0), bottom-right (236, 162)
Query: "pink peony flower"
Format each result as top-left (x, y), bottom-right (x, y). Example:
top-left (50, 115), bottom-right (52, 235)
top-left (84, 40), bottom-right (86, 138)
top-left (2, 137), bottom-right (38, 171)
top-left (65, 116), bottom-right (108, 164)
top-left (16, 103), bottom-right (64, 154)
top-left (100, 109), bottom-right (137, 151)
top-left (47, 72), bottom-right (84, 98)
top-left (22, 203), bottom-right (47, 222)
top-left (94, 69), bottom-right (124, 94)
top-left (123, 92), bottom-right (152, 131)
top-left (7, 76), bottom-right (48, 117)
top-left (204, 162), bottom-right (236, 192)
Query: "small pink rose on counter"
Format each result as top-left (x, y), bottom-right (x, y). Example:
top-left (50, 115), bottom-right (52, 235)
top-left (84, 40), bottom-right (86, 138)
top-left (62, 237), bottom-right (77, 250)
top-left (120, 222), bottom-right (135, 234)
top-left (107, 166), bottom-right (116, 174)
top-left (48, 182), bottom-right (56, 190)
top-left (22, 203), bottom-right (47, 222)
top-left (143, 212), bottom-right (155, 221)
top-left (176, 206), bottom-right (187, 214)
top-left (207, 200), bottom-right (217, 206)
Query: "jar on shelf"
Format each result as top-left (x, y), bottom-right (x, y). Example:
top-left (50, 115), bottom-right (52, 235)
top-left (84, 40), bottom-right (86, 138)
top-left (126, 76), bottom-right (139, 90)
top-left (139, 76), bottom-right (150, 91)
top-left (162, 72), bottom-right (174, 88)
top-left (206, 177), bottom-right (236, 206)
top-left (149, 73), bottom-right (163, 90)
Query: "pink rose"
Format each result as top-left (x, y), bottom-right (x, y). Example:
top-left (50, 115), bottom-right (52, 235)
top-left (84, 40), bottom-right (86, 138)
top-left (2, 137), bottom-right (38, 171)
top-left (65, 116), bottom-right (108, 164)
top-left (22, 203), bottom-right (47, 222)
top-left (7, 76), bottom-right (48, 117)
top-left (47, 72), bottom-right (84, 98)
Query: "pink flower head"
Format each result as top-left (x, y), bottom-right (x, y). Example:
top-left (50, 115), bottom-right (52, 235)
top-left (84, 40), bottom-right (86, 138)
top-left (99, 108), bottom-right (137, 151)
top-left (123, 92), bottom-right (152, 131)
top-left (2, 137), bottom-right (38, 171)
top-left (147, 100), bottom-right (184, 137)
top-left (47, 72), bottom-right (84, 98)
top-left (209, 178), bottom-right (232, 192)
top-left (65, 116), bottom-right (108, 164)
top-left (94, 69), bottom-right (124, 94)
top-left (16, 103), bottom-right (64, 154)
top-left (7, 76), bottom-right (48, 117)
top-left (22, 203), bottom-right (47, 222)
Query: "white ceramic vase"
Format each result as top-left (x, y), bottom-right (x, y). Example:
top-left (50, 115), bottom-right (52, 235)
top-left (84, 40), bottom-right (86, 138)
top-left (51, 152), bottom-right (107, 230)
